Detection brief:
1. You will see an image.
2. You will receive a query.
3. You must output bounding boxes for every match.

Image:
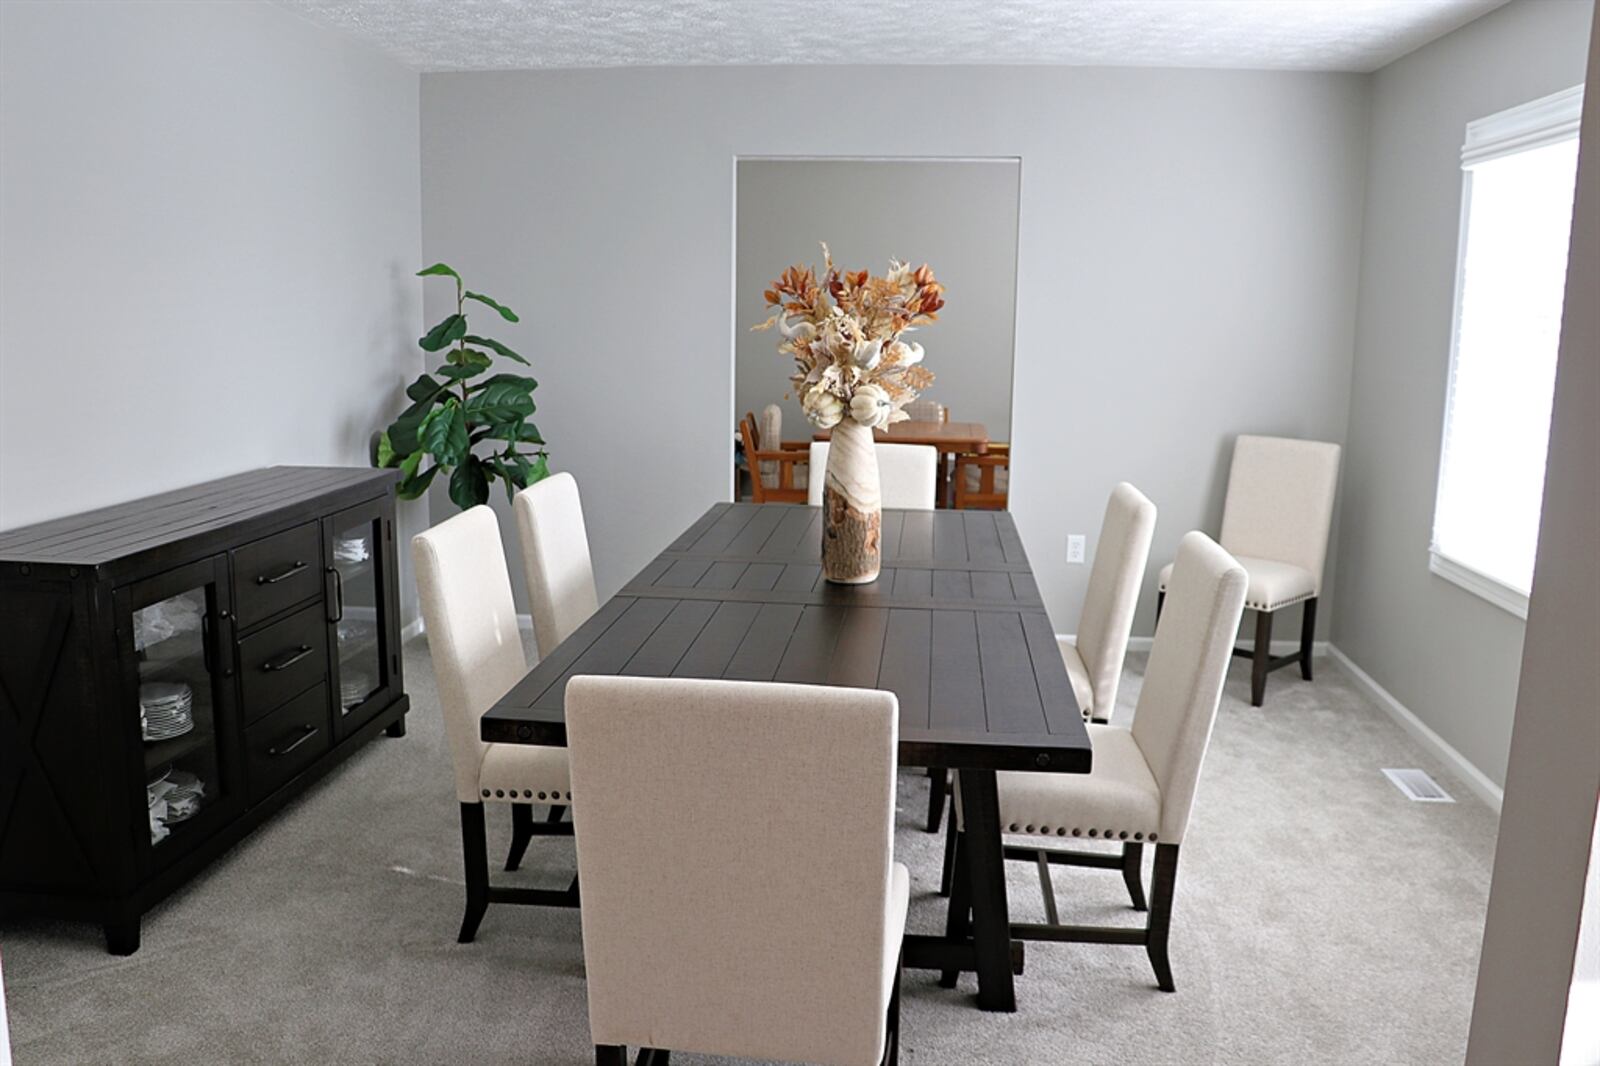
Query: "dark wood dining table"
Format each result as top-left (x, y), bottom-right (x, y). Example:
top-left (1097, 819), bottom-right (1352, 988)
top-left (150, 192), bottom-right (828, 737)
top-left (813, 420), bottom-right (990, 507)
top-left (481, 502), bottom-right (1091, 1012)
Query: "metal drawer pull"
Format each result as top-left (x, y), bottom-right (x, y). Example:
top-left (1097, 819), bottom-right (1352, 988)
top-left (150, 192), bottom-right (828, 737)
top-left (256, 561), bottom-right (308, 585)
top-left (262, 644), bottom-right (313, 672)
top-left (268, 724), bottom-right (318, 757)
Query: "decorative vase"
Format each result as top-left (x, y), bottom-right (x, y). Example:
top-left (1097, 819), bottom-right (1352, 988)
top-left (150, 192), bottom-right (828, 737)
top-left (822, 419), bottom-right (882, 584)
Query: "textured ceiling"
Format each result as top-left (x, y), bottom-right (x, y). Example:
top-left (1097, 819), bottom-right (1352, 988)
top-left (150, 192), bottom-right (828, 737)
top-left (276, 0), bottom-right (1508, 74)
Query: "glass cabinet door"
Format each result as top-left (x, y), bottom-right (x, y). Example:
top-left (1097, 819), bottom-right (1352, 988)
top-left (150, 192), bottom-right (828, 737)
top-left (117, 555), bottom-right (241, 867)
top-left (324, 499), bottom-right (400, 739)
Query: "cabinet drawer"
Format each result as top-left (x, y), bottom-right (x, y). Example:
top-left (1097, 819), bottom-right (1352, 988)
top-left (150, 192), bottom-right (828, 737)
top-left (233, 522), bottom-right (322, 629)
top-left (245, 683), bottom-right (331, 806)
top-left (238, 603), bottom-right (328, 723)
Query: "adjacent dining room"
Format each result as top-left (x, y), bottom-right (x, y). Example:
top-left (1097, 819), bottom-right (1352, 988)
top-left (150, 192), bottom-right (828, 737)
top-left (2, 2), bottom-right (1598, 1064)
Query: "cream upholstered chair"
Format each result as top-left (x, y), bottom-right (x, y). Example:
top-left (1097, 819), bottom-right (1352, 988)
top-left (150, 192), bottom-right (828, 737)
top-left (943, 532), bottom-right (1245, 993)
top-left (566, 676), bottom-right (907, 1066)
top-left (512, 472), bottom-right (599, 662)
top-left (412, 506), bottom-right (578, 944)
top-left (927, 483), bottom-right (1157, 843)
top-left (1156, 434), bottom-right (1341, 706)
top-left (807, 441), bottom-right (937, 510)
top-left (1063, 482), bottom-right (1158, 724)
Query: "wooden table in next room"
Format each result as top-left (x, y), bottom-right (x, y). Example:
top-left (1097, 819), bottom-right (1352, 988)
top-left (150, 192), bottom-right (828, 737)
top-left (813, 420), bottom-right (990, 508)
top-left (481, 501), bottom-right (1091, 1012)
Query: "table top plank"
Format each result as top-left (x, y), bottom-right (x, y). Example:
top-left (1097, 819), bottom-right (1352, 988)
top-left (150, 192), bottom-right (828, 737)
top-left (813, 419), bottom-right (990, 453)
top-left (483, 503), bottom-right (1090, 773)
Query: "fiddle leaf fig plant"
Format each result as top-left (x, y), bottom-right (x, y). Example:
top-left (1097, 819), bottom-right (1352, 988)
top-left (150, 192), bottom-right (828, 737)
top-left (376, 263), bottom-right (549, 510)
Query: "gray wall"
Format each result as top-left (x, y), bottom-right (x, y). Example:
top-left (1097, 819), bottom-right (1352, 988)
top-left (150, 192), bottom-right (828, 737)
top-left (0, 0), bottom-right (425, 619)
top-left (735, 159), bottom-right (1019, 442)
top-left (1331, 0), bottom-right (1594, 788)
top-left (421, 66), bottom-right (1368, 635)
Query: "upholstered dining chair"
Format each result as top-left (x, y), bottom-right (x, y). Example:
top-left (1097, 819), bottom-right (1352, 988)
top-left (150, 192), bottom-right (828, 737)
top-left (954, 443), bottom-right (1010, 510)
top-left (943, 531), bottom-right (1246, 993)
top-left (1156, 434), bottom-right (1341, 706)
top-left (513, 472), bottom-right (599, 662)
top-left (926, 482), bottom-right (1155, 840)
top-left (412, 506), bottom-right (578, 944)
top-left (566, 676), bottom-right (908, 1066)
top-left (807, 441), bottom-right (937, 510)
top-left (740, 415), bottom-right (809, 504)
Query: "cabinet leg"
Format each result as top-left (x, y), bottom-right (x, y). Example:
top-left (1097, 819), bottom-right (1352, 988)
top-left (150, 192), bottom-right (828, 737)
top-left (385, 714), bottom-right (407, 738)
top-left (104, 915), bottom-right (141, 956)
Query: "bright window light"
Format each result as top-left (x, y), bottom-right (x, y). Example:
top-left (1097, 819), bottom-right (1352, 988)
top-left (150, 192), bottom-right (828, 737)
top-left (1431, 87), bottom-right (1582, 618)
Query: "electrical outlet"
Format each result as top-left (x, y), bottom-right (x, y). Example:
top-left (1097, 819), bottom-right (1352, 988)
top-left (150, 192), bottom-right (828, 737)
top-left (1067, 534), bottom-right (1086, 564)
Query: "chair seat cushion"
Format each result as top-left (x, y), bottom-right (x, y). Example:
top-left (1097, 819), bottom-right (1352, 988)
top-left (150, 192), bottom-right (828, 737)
top-left (883, 862), bottom-right (910, 1004)
top-left (1056, 637), bottom-right (1096, 720)
top-left (477, 742), bottom-right (571, 803)
top-left (1159, 555), bottom-right (1315, 612)
top-left (994, 724), bottom-right (1162, 842)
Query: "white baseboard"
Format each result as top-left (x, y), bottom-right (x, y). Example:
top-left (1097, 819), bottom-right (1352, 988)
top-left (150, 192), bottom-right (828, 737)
top-left (1326, 645), bottom-right (1503, 813)
top-left (402, 613), bottom-right (532, 641)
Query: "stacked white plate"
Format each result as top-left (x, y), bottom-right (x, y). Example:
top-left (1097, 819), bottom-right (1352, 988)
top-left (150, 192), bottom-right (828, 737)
top-left (340, 670), bottom-right (374, 709)
top-left (334, 535), bottom-right (369, 565)
top-left (140, 682), bottom-right (194, 741)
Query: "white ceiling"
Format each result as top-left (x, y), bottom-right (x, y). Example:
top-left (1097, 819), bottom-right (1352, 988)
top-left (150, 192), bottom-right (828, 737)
top-left (277, 0), bottom-right (1508, 74)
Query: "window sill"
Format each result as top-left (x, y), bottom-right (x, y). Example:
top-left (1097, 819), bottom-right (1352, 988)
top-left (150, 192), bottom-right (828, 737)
top-left (1428, 551), bottom-right (1529, 620)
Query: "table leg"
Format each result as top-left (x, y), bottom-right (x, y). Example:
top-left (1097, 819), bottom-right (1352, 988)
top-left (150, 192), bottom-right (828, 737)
top-left (958, 768), bottom-right (1017, 1012)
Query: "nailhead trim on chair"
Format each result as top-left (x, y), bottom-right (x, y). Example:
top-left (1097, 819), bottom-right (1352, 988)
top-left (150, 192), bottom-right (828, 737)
top-left (479, 788), bottom-right (571, 801)
top-left (1006, 824), bottom-right (1158, 841)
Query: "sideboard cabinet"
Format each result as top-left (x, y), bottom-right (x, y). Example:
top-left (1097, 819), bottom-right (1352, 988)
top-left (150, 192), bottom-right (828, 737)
top-left (0, 467), bottom-right (409, 953)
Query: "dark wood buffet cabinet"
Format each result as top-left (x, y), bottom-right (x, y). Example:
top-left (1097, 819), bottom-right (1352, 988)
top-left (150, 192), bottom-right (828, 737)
top-left (0, 467), bottom-right (409, 953)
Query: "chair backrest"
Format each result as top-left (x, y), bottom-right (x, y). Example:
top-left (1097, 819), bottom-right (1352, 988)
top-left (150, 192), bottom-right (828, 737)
top-left (411, 506), bottom-right (527, 803)
top-left (1218, 435), bottom-right (1342, 593)
top-left (513, 472), bottom-right (599, 660)
top-left (808, 441), bottom-right (936, 509)
top-left (1076, 483), bottom-right (1158, 717)
top-left (566, 676), bottom-right (900, 1065)
top-left (1130, 531), bottom-right (1247, 844)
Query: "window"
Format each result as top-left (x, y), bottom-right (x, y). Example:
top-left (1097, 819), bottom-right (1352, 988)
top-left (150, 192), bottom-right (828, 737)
top-left (1431, 86), bottom-right (1583, 618)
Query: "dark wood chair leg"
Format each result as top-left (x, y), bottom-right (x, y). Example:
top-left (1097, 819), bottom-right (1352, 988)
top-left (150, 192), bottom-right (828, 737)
top-left (635, 1050), bottom-right (669, 1065)
top-left (1251, 609), bottom-right (1273, 706)
top-left (505, 802), bottom-right (534, 871)
top-left (1121, 842), bottom-right (1147, 911)
top-left (882, 955), bottom-right (903, 1066)
top-left (926, 766), bottom-right (947, 833)
top-left (1299, 597), bottom-right (1317, 681)
top-left (939, 803), bottom-right (959, 897)
top-left (546, 804), bottom-right (566, 823)
top-left (1146, 843), bottom-right (1180, 992)
top-left (458, 802), bottom-right (490, 943)
top-left (940, 829), bottom-right (971, 988)
top-left (1156, 589), bottom-right (1165, 621)
top-left (595, 1046), bottom-right (627, 1066)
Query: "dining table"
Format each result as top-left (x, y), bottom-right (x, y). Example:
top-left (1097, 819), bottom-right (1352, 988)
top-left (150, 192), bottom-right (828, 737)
top-left (812, 420), bottom-right (990, 508)
top-left (481, 502), bottom-right (1092, 1012)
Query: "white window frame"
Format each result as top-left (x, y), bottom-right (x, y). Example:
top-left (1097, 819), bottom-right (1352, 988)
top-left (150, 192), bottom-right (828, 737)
top-left (1430, 84), bottom-right (1584, 620)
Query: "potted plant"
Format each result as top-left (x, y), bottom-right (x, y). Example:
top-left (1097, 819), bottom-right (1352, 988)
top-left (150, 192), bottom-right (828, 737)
top-left (375, 264), bottom-right (548, 508)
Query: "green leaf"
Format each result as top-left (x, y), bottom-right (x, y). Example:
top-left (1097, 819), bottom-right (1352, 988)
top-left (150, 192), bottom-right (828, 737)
top-left (387, 395), bottom-right (436, 454)
top-left (416, 263), bottom-right (461, 280)
top-left (473, 372), bottom-right (537, 392)
top-left (448, 458), bottom-right (490, 510)
top-left (463, 335), bottom-right (529, 366)
top-left (465, 381), bottom-right (535, 424)
top-left (374, 431), bottom-right (397, 469)
top-left (483, 421), bottom-right (543, 444)
top-left (419, 313), bottom-right (468, 352)
top-left (405, 372), bottom-right (445, 403)
top-left (465, 291), bottom-right (518, 323)
top-left (437, 363), bottom-right (485, 382)
top-left (419, 400), bottom-right (468, 467)
top-left (396, 463), bottom-right (440, 500)
top-left (521, 452), bottom-right (551, 485)
top-left (398, 451), bottom-right (423, 480)
top-left (446, 347), bottom-right (493, 370)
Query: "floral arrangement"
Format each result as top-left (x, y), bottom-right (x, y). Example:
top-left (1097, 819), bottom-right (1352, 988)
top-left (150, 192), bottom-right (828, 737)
top-left (755, 243), bottom-right (942, 430)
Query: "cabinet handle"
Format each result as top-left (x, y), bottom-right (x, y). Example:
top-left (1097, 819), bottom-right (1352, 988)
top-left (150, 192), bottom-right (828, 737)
top-left (261, 644), bottom-right (313, 672)
top-left (268, 724), bottom-right (318, 757)
top-left (256, 561), bottom-right (308, 585)
top-left (329, 566), bottom-right (344, 623)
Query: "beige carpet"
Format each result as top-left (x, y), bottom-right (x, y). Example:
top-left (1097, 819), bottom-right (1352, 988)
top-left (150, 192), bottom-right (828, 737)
top-left (2, 638), bottom-right (1499, 1064)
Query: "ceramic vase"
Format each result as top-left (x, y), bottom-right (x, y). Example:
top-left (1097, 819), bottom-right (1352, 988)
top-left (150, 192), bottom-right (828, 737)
top-left (821, 418), bottom-right (882, 584)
